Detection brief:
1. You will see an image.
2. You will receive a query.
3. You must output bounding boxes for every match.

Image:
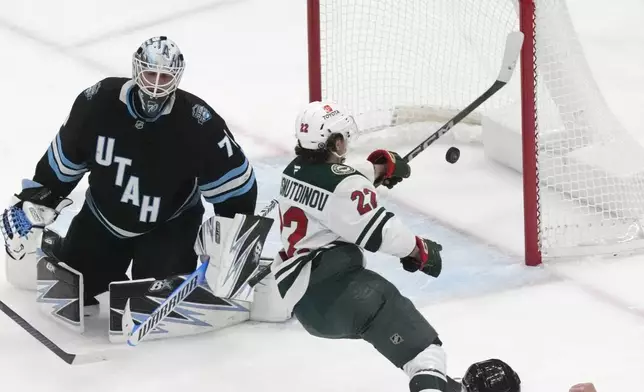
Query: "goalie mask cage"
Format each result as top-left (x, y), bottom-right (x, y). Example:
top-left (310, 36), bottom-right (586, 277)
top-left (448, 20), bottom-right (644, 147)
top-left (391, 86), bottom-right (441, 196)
top-left (307, 0), bottom-right (644, 266)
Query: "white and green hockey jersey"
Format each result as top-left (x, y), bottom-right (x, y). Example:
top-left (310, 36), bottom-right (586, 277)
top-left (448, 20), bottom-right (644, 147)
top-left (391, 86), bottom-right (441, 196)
top-left (271, 158), bottom-right (416, 308)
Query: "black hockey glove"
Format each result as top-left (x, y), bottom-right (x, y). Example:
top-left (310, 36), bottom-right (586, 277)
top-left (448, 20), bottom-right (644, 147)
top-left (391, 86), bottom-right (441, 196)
top-left (400, 236), bottom-right (442, 278)
top-left (14, 184), bottom-right (69, 210)
top-left (367, 150), bottom-right (411, 189)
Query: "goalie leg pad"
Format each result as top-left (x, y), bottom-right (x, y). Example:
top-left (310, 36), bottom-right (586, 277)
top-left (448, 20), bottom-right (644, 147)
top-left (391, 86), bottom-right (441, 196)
top-left (109, 274), bottom-right (250, 344)
top-left (3, 228), bottom-right (61, 290)
top-left (250, 261), bottom-right (293, 322)
top-left (5, 242), bottom-right (39, 290)
top-left (36, 256), bottom-right (85, 333)
top-left (195, 213), bottom-right (274, 301)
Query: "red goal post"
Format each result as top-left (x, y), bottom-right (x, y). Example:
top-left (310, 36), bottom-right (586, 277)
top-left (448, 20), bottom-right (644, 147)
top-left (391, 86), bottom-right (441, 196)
top-left (307, 0), bottom-right (644, 266)
top-left (519, 0), bottom-right (539, 266)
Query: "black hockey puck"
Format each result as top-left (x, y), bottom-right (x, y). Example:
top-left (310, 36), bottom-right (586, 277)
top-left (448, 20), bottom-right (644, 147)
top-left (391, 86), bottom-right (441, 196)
top-left (446, 147), bottom-right (460, 164)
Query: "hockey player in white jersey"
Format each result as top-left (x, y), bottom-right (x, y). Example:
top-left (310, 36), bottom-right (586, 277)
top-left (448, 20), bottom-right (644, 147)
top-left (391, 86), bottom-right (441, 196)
top-left (272, 101), bottom-right (448, 392)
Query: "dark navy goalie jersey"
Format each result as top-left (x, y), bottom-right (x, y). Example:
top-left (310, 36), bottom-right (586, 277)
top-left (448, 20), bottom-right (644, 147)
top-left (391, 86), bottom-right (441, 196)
top-left (33, 77), bottom-right (257, 238)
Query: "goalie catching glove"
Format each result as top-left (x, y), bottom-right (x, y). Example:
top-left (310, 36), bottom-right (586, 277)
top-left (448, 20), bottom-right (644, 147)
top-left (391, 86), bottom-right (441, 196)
top-left (367, 150), bottom-right (411, 189)
top-left (400, 236), bottom-right (442, 278)
top-left (1, 181), bottom-right (72, 260)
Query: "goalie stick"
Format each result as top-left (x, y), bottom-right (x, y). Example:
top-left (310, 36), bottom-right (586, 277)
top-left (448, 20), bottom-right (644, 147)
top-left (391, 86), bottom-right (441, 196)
top-left (0, 299), bottom-right (127, 365)
top-left (123, 199), bottom-right (279, 346)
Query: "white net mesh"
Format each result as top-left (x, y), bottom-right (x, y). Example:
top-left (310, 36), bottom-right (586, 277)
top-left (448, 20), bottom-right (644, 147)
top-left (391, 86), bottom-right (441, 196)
top-left (531, 0), bottom-right (644, 256)
top-left (318, 0), bottom-right (519, 133)
top-left (315, 0), bottom-right (644, 258)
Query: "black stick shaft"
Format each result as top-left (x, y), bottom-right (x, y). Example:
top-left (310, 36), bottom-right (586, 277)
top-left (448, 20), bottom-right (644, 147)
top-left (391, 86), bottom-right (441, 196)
top-left (403, 80), bottom-right (506, 163)
top-left (0, 300), bottom-right (76, 364)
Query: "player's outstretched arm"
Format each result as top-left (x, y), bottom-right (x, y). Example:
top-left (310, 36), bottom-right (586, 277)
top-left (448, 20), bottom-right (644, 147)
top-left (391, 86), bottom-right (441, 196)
top-left (323, 174), bottom-right (414, 256)
top-left (197, 122), bottom-right (257, 218)
top-left (325, 173), bottom-right (442, 277)
top-left (324, 175), bottom-right (436, 267)
top-left (32, 90), bottom-right (92, 198)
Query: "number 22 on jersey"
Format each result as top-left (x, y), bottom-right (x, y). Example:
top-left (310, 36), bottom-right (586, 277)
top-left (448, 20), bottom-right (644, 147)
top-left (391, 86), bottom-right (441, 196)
top-left (351, 188), bottom-right (377, 215)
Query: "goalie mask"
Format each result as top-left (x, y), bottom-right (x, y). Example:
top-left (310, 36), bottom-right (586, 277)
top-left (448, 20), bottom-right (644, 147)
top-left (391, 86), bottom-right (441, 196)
top-left (295, 101), bottom-right (358, 158)
top-left (132, 36), bottom-right (185, 117)
top-left (462, 359), bottom-right (521, 392)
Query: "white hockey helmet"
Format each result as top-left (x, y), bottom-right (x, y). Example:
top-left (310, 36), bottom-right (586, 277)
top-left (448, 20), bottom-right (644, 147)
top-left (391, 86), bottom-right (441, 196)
top-left (132, 36), bottom-right (186, 98)
top-left (295, 100), bottom-right (358, 151)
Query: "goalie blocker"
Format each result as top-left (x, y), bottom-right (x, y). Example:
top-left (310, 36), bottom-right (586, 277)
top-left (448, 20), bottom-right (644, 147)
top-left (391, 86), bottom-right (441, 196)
top-left (29, 213), bottom-right (290, 343)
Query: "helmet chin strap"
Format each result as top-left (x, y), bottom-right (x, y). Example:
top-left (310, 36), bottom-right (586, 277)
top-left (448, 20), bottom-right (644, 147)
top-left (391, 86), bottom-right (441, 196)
top-left (136, 89), bottom-right (170, 118)
top-left (331, 150), bottom-right (347, 163)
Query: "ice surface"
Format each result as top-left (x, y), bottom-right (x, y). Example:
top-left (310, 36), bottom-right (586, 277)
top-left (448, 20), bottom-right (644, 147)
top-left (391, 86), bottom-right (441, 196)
top-left (1, 0), bottom-right (643, 391)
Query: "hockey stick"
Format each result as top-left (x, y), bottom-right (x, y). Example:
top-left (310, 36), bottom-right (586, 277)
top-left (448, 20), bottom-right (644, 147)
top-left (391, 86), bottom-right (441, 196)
top-left (402, 31), bottom-right (523, 163)
top-left (123, 199), bottom-right (279, 346)
top-left (0, 299), bottom-right (75, 364)
top-left (0, 299), bottom-right (128, 365)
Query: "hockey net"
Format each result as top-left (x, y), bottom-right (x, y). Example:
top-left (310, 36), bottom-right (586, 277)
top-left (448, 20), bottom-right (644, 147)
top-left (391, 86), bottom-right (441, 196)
top-left (308, 0), bottom-right (644, 264)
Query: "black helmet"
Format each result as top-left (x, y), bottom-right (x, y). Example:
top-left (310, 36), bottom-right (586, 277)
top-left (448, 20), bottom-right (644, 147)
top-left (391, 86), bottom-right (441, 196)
top-left (462, 359), bottom-right (521, 392)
